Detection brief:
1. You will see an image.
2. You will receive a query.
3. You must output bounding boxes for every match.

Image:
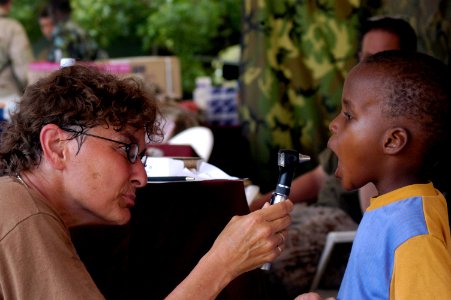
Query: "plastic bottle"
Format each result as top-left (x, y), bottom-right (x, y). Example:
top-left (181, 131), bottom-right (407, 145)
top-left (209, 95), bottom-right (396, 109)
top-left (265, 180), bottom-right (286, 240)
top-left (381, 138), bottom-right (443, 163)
top-left (60, 58), bottom-right (76, 68)
top-left (193, 77), bottom-right (212, 110)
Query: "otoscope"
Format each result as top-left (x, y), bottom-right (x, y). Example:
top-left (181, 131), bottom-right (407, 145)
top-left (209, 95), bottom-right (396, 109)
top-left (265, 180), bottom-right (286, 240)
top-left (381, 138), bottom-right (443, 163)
top-left (261, 149), bottom-right (311, 270)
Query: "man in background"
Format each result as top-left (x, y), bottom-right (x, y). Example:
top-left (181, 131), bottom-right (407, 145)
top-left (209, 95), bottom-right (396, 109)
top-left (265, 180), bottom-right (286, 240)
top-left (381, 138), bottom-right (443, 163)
top-left (45, 0), bottom-right (106, 62)
top-left (0, 0), bottom-right (33, 119)
top-left (33, 4), bottom-right (54, 61)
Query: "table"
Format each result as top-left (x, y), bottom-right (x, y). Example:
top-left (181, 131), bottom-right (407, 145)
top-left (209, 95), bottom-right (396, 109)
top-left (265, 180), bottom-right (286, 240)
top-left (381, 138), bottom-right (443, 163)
top-left (71, 180), bottom-right (274, 299)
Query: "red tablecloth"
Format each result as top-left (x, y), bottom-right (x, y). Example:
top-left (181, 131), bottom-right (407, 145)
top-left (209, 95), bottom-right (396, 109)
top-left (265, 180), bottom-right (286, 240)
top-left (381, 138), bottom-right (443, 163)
top-left (147, 144), bottom-right (199, 158)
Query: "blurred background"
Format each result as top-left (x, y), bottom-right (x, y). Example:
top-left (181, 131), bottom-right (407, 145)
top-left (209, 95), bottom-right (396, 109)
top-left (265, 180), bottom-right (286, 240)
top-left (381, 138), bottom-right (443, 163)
top-left (12, 0), bottom-right (242, 97)
top-left (11, 0), bottom-right (451, 193)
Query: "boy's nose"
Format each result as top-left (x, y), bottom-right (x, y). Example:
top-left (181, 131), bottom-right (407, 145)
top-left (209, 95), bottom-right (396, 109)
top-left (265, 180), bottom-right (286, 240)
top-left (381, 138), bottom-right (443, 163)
top-left (329, 116), bottom-right (339, 133)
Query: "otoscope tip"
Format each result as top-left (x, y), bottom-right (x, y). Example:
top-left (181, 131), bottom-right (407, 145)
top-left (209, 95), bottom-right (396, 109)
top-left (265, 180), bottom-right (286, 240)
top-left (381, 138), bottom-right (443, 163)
top-left (299, 154), bottom-right (311, 162)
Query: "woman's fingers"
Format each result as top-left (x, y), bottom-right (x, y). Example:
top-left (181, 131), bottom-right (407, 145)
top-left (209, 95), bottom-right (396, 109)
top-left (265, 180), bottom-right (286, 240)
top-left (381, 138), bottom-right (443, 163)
top-left (208, 200), bottom-right (293, 277)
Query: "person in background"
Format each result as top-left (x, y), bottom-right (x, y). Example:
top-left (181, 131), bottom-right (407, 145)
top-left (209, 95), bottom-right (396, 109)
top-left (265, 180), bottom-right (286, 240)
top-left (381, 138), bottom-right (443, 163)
top-left (0, 0), bottom-right (34, 119)
top-left (45, 0), bottom-right (106, 63)
top-left (297, 50), bottom-right (451, 300)
top-left (38, 5), bottom-right (54, 41)
top-left (0, 65), bottom-right (293, 299)
top-left (248, 17), bottom-right (418, 296)
top-left (32, 4), bottom-right (55, 61)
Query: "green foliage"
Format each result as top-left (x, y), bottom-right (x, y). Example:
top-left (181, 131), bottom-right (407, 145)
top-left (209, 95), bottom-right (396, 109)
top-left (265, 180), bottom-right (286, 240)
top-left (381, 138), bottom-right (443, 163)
top-left (139, 0), bottom-right (242, 95)
top-left (141, 1), bottom-right (220, 54)
top-left (10, 0), bottom-right (241, 97)
top-left (9, 0), bottom-right (44, 43)
top-left (71, 0), bottom-right (151, 49)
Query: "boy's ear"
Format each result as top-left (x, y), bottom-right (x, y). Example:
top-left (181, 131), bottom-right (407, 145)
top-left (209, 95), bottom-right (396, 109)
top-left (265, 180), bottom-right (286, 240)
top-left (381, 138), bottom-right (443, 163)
top-left (40, 124), bottom-right (69, 170)
top-left (382, 127), bottom-right (409, 155)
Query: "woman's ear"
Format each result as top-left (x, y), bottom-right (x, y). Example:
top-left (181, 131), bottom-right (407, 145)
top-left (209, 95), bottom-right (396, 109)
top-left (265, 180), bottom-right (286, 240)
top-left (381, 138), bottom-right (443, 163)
top-left (382, 127), bottom-right (409, 155)
top-left (40, 124), bottom-right (69, 170)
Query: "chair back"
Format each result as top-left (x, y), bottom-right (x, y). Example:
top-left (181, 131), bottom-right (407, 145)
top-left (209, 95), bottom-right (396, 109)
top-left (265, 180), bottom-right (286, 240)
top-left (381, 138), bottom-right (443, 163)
top-left (168, 126), bottom-right (214, 161)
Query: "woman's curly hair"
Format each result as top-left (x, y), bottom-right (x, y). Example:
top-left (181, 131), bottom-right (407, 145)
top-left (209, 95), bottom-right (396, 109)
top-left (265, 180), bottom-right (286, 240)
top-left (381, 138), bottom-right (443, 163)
top-left (0, 64), bottom-right (162, 174)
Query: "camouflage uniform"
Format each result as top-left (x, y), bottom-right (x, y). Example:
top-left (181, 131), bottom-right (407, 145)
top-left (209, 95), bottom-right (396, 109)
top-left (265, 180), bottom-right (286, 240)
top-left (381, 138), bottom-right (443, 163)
top-left (48, 20), bottom-right (103, 63)
top-left (240, 0), bottom-right (360, 191)
top-left (364, 0), bottom-right (451, 65)
top-left (240, 3), bottom-right (361, 296)
top-left (241, 0), bottom-right (451, 190)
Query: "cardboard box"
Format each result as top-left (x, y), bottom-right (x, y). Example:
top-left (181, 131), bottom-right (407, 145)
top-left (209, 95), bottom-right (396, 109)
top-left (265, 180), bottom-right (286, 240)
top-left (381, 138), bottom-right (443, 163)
top-left (28, 56), bottom-right (182, 99)
top-left (105, 56), bottom-right (182, 99)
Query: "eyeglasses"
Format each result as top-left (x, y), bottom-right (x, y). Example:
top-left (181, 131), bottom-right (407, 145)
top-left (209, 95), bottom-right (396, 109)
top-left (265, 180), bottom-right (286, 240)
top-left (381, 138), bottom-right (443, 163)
top-left (62, 128), bottom-right (147, 165)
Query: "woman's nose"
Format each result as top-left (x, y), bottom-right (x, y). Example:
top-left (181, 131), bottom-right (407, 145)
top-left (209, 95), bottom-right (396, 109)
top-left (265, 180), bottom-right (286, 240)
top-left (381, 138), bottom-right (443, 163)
top-left (131, 161), bottom-right (147, 188)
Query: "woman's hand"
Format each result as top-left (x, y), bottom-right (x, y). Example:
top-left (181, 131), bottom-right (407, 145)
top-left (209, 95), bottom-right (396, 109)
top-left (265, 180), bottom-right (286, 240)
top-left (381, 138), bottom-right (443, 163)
top-left (206, 200), bottom-right (293, 278)
top-left (166, 200), bottom-right (293, 300)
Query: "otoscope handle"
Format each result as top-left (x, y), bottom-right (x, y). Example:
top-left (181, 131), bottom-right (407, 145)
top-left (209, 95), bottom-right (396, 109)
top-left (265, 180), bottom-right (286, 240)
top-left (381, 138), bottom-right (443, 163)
top-left (261, 193), bottom-right (288, 270)
top-left (261, 150), bottom-right (310, 271)
top-left (269, 193), bottom-right (288, 205)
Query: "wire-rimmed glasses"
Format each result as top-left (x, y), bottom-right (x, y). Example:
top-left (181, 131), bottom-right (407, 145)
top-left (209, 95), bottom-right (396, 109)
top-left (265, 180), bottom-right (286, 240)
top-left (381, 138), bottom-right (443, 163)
top-left (61, 127), bottom-right (147, 165)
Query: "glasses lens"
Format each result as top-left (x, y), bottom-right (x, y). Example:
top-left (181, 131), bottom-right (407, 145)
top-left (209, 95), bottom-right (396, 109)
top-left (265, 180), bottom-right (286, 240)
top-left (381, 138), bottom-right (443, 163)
top-left (140, 155), bottom-right (148, 167)
top-left (128, 143), bottom-right (139, 163)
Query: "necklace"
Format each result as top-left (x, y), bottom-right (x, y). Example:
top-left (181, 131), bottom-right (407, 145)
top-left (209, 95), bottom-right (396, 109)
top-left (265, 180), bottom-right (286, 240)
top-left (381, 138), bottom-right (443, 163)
top-left (16, 174), bottom-right (29, 189)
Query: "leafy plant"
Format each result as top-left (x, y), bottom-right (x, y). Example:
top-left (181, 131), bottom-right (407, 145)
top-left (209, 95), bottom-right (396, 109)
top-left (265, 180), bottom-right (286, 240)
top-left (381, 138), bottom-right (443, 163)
top-left (138, 0), bottom-right (241, 95)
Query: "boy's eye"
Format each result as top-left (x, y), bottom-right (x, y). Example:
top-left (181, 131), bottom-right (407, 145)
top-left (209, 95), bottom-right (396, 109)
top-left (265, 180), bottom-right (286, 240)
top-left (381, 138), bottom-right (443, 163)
top-left (343, 111), bottom-right (352, 120)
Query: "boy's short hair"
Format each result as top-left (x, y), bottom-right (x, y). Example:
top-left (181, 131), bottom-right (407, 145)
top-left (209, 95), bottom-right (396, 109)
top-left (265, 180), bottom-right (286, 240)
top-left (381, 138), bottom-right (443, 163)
top-left (364, 50), bottom-right (450, 169)
top-left (0, 65), bottom-right (162, 174)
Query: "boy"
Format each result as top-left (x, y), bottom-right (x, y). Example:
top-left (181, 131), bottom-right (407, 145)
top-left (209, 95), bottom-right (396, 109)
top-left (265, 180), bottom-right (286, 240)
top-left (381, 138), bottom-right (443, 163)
top-left (250, 16), bottom-right (419, 296)
top-left (298, 50), bottom-right (451, 299)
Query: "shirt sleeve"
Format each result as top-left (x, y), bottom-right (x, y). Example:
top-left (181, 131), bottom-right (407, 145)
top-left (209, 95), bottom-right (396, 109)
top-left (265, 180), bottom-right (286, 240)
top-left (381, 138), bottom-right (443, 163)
top-left (0, 213), bottom-right (105, 300)
top-left (391, 234), bottom-right (451, 299)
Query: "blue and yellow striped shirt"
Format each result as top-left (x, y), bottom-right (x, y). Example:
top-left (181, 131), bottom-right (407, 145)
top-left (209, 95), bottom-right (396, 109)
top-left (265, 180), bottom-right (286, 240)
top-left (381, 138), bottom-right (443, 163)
top-left (338, 183), bottom-right (451, 299)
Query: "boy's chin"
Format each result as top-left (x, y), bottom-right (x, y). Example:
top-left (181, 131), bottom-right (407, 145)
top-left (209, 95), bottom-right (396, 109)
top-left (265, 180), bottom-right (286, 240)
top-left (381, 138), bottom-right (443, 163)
top-left (342, 180), bottom-right (362, 192)
top-left (336, 176), bottom-right (356, 191)
top-left (334, 164), bottom-right (343, 180)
